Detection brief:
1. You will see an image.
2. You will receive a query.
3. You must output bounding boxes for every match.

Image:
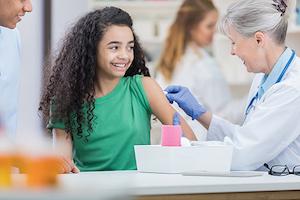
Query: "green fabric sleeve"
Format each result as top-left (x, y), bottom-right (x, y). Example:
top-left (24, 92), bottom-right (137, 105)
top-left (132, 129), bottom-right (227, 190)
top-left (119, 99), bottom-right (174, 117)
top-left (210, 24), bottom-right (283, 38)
top-left (130, 75), bottom-right (152, 114)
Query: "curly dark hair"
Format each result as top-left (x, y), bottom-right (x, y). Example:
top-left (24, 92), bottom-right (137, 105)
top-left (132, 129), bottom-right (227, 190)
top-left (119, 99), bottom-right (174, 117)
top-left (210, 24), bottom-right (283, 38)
top-left (39, 7), bottom-right (150, 141)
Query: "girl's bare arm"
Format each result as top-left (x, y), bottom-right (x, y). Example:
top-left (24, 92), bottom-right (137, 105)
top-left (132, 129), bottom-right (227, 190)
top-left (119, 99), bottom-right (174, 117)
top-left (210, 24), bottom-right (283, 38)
top-left (142, 77), bottom-right (197, 140)
top-left (52, 128), bottom-right (80, 173)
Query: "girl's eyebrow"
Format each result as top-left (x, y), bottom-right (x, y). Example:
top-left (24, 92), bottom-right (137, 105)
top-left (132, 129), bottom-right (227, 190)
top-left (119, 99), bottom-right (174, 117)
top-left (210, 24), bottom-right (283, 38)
top-left (106, 40), bottom-right (134, 45)
top-left (107, 41), bottom-right (121, 46)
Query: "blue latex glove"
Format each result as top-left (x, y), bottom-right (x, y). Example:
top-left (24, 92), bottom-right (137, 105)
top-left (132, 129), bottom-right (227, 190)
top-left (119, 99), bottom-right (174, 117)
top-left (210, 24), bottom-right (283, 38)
top-left (165, 85), bottom-right (206, 120)
top-left (172, 112), bottom-right (180, 125)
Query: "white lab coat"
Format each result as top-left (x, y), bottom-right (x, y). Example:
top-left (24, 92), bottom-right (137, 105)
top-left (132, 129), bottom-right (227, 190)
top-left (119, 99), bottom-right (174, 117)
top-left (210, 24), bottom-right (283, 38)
top-left (155, 45), bottom-right (244, 140)
top-left (207, 56), bottom-right (300, 170)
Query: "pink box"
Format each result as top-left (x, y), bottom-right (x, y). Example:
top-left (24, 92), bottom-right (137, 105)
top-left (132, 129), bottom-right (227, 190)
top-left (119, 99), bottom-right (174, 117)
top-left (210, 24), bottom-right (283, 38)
top-left (161, 125), bottom-right (182, 146)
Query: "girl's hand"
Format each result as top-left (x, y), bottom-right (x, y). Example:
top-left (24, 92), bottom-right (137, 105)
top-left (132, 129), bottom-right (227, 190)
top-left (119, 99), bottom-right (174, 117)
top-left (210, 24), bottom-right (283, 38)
top-left (58, 156), bottom-right (80, 174)
top-left (53, 129), bottom-right (79, 174)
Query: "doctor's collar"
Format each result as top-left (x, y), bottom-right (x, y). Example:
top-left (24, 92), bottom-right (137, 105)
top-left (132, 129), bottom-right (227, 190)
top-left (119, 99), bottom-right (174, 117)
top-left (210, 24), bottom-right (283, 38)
top-left (260, 47), bottom-right (294, 94)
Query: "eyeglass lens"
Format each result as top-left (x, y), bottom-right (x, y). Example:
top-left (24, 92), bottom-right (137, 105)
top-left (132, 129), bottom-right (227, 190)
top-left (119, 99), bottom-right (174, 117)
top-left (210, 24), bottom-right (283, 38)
top-left (293, 165), bottom-right (300, 175)
top-left (271, 165), bottom-right (289, 176)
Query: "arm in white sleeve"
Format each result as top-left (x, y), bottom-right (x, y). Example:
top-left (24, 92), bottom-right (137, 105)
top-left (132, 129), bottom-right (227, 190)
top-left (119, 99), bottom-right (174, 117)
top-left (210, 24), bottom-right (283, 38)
top-left (207, 85), bottom-right (300, 170)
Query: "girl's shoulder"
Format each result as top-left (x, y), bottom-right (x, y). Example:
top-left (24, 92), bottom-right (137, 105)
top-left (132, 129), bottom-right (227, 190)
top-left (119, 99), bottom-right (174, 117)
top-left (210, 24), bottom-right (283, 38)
top-left (123, 75), bottom-right (153, 112)
top-left (122, 74), bottom-right (144, 87)
top-left (123, 75), bottom-right (161, 97)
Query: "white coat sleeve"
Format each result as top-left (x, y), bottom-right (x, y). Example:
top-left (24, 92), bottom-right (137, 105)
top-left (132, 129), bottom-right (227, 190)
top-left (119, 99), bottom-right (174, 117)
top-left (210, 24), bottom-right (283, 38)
top-left (207, 85), bottom-right (300, 170)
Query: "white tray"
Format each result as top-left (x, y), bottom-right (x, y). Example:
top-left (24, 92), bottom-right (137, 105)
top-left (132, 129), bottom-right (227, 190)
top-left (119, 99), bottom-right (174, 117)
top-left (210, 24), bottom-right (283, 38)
top-left (134, 144), bottom-right (233, 174)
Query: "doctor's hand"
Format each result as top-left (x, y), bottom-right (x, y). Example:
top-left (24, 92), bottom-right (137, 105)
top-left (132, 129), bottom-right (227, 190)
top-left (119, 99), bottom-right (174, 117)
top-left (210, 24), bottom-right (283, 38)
top-left (165, 85), bottom-right (207, 120)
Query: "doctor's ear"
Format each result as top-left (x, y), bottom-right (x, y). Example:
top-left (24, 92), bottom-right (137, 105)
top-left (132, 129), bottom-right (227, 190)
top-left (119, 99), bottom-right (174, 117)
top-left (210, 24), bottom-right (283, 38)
top-left (254, 32), bottom-right (265, 46)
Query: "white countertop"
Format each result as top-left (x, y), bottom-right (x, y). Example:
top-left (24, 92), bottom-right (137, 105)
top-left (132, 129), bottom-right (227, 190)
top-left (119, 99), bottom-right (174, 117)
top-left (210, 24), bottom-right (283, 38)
top-left (59, 171), bottom-right (300, 195)
top-left (2, 170), bottom-right (300, 199)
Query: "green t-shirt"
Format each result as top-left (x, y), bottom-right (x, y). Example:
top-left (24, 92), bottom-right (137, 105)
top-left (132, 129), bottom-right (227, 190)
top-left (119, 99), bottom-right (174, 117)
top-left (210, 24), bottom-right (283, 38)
top-left (48, 75), bottom-right (152, 171)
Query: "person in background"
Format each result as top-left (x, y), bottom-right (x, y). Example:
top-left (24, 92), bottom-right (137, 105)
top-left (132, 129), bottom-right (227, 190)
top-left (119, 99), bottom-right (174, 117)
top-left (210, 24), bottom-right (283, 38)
top-left (39, 7), bottom-right (196, 173)
top-left (0, 0), bottom-right (32, 138)
top-left (165, 0), bottom-right (300, 171)
top-left (155, 0), bottom-right (243, 140)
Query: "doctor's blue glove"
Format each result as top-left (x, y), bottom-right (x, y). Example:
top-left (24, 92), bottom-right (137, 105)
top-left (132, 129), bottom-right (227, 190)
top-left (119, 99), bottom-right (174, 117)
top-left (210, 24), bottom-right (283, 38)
top-left (172, 112), bottom-right (181, 125)
top-left (165, 86), bottom-right (207, 120)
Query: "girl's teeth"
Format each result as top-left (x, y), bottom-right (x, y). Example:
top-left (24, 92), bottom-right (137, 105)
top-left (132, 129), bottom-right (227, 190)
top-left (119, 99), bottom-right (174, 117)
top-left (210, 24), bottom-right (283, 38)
top-left (114, 64), bottom-right (125, 68)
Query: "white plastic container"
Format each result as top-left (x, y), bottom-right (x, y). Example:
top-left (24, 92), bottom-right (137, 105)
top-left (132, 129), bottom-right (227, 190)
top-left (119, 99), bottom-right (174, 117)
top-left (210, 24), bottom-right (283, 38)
top-left (134, 142), bottom-right (233, 174)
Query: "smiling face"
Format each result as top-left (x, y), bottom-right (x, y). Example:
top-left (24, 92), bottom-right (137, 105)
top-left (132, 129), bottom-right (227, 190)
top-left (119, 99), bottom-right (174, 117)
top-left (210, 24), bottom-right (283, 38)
top-left (228, 25), bottom-right (267, 73)
top-left (190, 10), bottom-right (218, 47)
top-left (0, 0), bottom-right (32, 29)
top-left (97, 25), bottom-right (134, 80)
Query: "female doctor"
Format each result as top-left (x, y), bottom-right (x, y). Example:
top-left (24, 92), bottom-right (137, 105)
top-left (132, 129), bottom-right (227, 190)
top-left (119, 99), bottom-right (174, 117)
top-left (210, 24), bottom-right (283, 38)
top-left (165, 0), bottom-right (300, 171)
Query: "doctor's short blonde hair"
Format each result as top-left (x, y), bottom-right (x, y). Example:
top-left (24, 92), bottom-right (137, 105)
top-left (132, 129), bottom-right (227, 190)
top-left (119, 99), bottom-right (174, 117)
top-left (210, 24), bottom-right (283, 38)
top-left (220, 0), bottom-right (295, 44)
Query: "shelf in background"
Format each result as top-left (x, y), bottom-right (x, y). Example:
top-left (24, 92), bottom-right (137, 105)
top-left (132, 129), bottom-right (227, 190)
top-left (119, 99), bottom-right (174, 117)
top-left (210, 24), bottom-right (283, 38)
top-left (88, 0), bottom-right (181, 19)
top-left (288, 25), bottom-right (300, 34)
top-left (214, 26), bottom-right (300, 41)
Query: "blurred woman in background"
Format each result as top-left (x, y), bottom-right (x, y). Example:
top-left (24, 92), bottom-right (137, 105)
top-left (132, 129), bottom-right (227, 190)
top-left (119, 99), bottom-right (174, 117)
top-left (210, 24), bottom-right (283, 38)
top-left (155, 0), bottom-right (242, 140)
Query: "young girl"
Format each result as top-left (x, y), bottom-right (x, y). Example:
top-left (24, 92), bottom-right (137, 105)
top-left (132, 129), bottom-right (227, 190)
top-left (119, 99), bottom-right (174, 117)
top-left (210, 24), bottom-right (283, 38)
top-left (39, 7), bottom-right (196, 173)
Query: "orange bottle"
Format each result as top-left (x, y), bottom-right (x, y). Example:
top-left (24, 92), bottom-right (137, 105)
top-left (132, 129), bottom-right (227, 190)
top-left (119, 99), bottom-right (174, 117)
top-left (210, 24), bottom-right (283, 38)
top-left (25, 155), bottom-right (62, 187)
top-left (0, 154), bottom-right (13, 187)
top-left (21, 137), bottom-right (62, 188)
top-left (0, 118), bottom-right (14, 187)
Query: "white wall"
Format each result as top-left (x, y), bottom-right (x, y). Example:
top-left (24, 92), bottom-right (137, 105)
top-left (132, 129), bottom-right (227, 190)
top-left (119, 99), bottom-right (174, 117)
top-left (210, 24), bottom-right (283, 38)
top-left (16, 0), bottom-right (44, 137)
top-left (14, 0), bottom-right (89, 138)
top-left (51, 0), bottom-right (89, 52)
